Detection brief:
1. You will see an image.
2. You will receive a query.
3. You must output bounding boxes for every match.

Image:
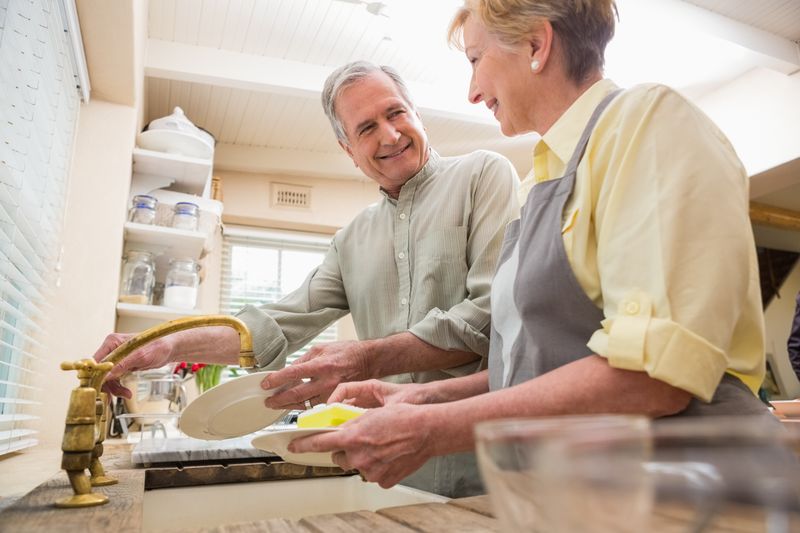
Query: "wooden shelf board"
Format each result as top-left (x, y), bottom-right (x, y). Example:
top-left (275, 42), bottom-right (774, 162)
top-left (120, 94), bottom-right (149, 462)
top-left (116, 303), bottom-right (205, 321)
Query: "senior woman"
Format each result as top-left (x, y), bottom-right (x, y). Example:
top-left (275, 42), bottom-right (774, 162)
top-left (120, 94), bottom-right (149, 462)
top-left (290, 0), bottom-right (772, 489)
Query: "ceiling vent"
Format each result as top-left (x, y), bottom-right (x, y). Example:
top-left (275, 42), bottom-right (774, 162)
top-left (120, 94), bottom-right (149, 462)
top-left (272, 183), bottom-right (312, 209)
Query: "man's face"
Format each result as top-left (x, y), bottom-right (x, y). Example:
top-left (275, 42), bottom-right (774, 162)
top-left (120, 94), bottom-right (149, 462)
top-left (336, 72), bottom-right (429, 196)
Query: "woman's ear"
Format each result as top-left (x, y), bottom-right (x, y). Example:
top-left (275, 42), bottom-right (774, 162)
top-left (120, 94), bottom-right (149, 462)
top-left (529, 19), bottom-right (554, 73)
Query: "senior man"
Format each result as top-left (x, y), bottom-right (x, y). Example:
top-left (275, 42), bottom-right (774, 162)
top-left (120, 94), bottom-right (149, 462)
top-left (95, 61), bottom-right (519, 496)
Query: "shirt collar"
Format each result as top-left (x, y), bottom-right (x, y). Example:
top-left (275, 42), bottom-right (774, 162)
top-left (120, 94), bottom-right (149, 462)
top-left (379, 148), bottom-right (440, 201)
top-left (534, 79), bottom-right (619, 170)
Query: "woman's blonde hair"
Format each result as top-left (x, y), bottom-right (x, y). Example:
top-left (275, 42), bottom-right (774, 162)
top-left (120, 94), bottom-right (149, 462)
top-left (448, 0), bottom-right (617, 84)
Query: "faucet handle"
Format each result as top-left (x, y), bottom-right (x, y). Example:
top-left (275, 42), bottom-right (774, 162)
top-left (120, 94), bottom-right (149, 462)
top-left (61, 359), bottom-right (114, 386)
top-left (61, 359), bottom-right (113, 371)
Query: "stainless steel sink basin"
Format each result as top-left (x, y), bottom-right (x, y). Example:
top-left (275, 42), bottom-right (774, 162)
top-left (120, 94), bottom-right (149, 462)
top-left (142, 475), bottom-right (448, 531)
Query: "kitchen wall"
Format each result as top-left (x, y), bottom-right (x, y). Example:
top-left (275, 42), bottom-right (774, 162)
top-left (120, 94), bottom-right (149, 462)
top-left (217, 170), bottom-right (381, 234)
top-left (33, 101), bottom-right (136, 449)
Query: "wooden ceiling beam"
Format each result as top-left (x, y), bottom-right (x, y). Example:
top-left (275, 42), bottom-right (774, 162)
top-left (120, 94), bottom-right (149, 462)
top-left (750, 202), bottom-right (800, 231)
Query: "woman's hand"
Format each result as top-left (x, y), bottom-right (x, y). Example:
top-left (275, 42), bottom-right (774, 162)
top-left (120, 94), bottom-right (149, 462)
top-left (92, 332), bottom-right (175, 398)
top-left (289, 403), bottom-right (437, 488)
top-left (328, 379), bottom-right (430, 408)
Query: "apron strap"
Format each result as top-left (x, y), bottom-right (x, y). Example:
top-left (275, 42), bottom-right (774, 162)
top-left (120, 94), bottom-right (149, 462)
top-left (563, 88), bottom-right (624, 176)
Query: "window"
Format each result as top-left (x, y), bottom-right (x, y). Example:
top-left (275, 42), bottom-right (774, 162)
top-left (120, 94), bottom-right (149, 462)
top-left (0, 0), bottom-right (83, 455)
top-left (220, 227), bottom-right (337, 364)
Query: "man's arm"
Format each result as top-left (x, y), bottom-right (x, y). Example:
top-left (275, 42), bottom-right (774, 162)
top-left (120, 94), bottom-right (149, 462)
top-left (96, 326), bottom-right (242, 398)
top-left (263, 332), bottom-right (482, 408)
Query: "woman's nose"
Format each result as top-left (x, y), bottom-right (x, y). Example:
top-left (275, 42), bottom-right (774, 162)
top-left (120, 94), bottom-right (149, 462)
top-left (468, 75), bottom-right (483, 105)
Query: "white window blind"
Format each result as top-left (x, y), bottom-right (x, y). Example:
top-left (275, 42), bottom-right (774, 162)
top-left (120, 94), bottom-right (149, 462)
top-left (220, 227), bottom-right (338, 364)
top-left (0, 0), bottom-right (82, 455)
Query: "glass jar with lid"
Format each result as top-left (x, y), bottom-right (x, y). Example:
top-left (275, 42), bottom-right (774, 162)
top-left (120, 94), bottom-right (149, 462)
top-left (129, 195), bottom-right (158, 225)
top-left (172, 202), bottom-right (199, 231)
top-left (119, 250), bottom-right (156, 305)
top-left (163, 258), bottom-right (200, 309)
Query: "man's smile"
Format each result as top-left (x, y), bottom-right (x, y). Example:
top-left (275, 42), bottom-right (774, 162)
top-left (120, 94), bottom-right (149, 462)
top-left (377, 142), bottom-right (412, 160)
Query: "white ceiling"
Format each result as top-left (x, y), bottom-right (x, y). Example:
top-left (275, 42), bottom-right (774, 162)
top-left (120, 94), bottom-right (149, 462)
top-left (142, 0), bottom-right (800, 185)
top-left (683, 0), bottom-right (800, 41)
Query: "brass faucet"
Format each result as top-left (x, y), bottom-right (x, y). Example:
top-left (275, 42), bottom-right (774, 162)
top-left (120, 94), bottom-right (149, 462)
top-left (56, 315), bottom-right (256, 508)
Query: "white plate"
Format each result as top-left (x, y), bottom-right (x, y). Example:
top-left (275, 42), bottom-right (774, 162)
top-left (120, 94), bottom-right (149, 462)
top-left (769, 400), bottom-right (800, 417)
top-left (179, 372), bottom-right (288, 440)
top-left (251, 427), bottom-right (341, 467)
top-left (137, 129), bottom-right (214, 159)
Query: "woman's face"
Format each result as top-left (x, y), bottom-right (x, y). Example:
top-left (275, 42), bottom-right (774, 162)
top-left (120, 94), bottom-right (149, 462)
top-left (463, 17), bottom-right (536, 136)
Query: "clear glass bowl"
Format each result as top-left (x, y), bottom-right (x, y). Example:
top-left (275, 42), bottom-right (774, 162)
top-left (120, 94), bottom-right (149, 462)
top-left (477, 415), bottom-right (800, 532)
top-left (475, 415), bottom-right (650, 532)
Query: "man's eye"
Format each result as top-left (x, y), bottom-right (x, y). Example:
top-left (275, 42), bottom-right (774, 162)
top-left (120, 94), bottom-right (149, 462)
top-left (359, 125), bottom-right (374, 136)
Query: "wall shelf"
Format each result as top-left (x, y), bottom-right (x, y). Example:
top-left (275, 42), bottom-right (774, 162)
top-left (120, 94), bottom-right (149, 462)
top-left (132, 148), bottom-right (212, 196)
top-left (123, 222), bottom-right (207, 259)
top-left (118, 145), bottom-right (219, 334)
top-left (116, 302), bottom-right (205, 321)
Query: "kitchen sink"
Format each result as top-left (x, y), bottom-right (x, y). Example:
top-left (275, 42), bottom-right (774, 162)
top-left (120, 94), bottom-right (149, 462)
top-left (142, 475), bottom-right (448, 531)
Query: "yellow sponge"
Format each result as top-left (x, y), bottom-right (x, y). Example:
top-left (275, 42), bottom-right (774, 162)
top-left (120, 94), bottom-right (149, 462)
top-left (297, 402), bottom-right (366, 428)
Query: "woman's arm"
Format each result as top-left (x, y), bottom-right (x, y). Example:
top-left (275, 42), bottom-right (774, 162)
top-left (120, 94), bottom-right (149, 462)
top-left (426, 355), bottom-right (690, 456)
top-left (293, 355), bottom-right (690, 487)
top-left (325, 370), bottom-right (490, 408)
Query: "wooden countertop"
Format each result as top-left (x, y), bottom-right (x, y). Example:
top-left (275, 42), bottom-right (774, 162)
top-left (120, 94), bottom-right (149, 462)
top-left (0, 467), bottom-right (500, 532)
top-left (1, 442), bottom-right (795, 532)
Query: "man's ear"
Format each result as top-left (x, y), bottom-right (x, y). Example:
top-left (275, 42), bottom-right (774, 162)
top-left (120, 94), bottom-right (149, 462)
top-left (416, 111), bottom-right (428, 132)
top-left (339, 140), bottom-right (358, 168)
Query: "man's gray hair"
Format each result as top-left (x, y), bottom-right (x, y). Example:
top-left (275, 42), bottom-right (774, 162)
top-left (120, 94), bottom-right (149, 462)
top-left (321, 61), bottom-right (416, 145)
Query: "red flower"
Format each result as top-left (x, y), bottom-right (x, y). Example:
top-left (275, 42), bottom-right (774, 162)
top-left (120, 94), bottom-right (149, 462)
top-left (191, 363), bottom-right (201, 373)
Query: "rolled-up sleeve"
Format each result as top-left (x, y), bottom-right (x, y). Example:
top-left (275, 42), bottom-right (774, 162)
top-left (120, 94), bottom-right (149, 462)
top-left (410, 153), bottom-right (519, 365)
top-left (585, 86), bottom-right (754, 402)
top-left (588, 291), bottom-right (730, 402)
top-left (236, 239), bottom-right (350, 370)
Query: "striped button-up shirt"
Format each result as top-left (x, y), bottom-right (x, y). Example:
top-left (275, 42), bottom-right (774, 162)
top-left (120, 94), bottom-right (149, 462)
top-left (237, 149), bottom-right (519, 383)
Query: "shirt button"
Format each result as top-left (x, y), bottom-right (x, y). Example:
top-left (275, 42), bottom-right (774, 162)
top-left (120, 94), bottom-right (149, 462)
top-left (401, 298), bottom-right (408, 305)
top-left (398, 252), bottom-right (405, 259)
top-left (399, 213), bottom-right (407, 220)
top-left (624, 301), bottom-right (640, 315)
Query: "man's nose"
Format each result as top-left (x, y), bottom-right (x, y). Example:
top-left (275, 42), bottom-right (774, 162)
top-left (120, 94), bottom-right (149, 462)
top-left (378, 122), bottom-right (401, 144)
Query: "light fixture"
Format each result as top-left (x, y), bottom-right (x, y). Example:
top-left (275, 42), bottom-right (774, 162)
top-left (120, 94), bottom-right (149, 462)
top-left (334, 0), bottom-right (391, 18)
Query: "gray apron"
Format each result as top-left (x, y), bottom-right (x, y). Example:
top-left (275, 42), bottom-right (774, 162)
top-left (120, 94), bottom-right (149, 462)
top-left (488, 89), bottom-right (771, 418)
top-left (400, 450), bottom-right (482, 498)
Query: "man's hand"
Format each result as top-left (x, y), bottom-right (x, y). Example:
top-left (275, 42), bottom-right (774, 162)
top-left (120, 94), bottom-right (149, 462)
top-left (328, 379), bottom-right (430, 409)
top-left (262, 340), bottom-right (373, 410)
top-left (92, 333), bottom-right (174, 398)
top-left (288, 403), bottom-right (436, 488)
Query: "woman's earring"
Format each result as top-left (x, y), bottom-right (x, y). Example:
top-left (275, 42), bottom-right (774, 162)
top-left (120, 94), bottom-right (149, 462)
top-left (530, 59), bottom-right (540, 72)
